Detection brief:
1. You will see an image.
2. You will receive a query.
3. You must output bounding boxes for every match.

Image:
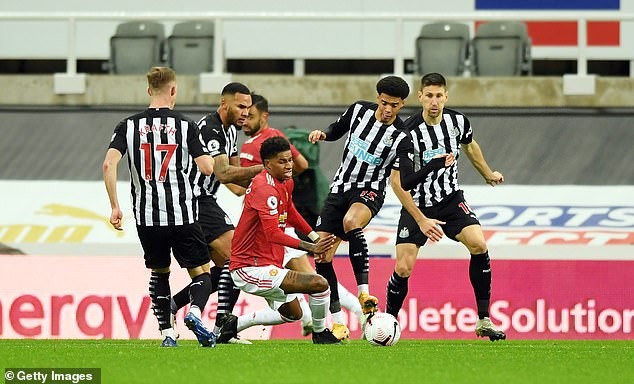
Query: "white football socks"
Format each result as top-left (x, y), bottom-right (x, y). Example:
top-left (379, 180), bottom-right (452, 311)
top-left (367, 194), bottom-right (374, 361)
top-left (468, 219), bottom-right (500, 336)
top-left (309, 288), bottom-right (330, 333)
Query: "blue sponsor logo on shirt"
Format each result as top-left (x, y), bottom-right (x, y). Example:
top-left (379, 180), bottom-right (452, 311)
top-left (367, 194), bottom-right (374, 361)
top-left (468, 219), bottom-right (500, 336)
top-left (422, 148), bottom-right (446, 164)
top-left (350, 136), bottom-right (382, 165)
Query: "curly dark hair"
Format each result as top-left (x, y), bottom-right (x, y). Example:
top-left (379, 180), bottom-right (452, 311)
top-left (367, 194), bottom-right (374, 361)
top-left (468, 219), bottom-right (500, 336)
top-left (260, 136), bottom-right (291, 162)
top-left (376, 75), bottom-right (410, 100)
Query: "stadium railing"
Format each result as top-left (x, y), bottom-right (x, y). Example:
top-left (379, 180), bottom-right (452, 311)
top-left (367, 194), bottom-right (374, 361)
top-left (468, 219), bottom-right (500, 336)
top-left (1, 11), bottom-right (633, 78)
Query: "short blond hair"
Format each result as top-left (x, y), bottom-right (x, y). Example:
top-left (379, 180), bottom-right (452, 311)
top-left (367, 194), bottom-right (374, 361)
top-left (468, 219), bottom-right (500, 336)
top-left (146, 66), bottom-right (176, 91)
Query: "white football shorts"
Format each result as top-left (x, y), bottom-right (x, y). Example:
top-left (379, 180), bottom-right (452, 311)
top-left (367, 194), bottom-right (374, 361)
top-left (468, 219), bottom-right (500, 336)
top-left (283, 227), bottom-right (308, 266)
top-left (231, 265), bottom-right (293, 307)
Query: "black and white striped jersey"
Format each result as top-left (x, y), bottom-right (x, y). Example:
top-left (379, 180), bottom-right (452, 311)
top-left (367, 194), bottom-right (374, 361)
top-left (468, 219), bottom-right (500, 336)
top-left (401, 107), bottom-right (473, 207)
top-left (108, 107), bottom-right (207, 226)
top-left (191, 111), bottom-right (238, 198)
top-left (325, 101), bottom-right (408, 195)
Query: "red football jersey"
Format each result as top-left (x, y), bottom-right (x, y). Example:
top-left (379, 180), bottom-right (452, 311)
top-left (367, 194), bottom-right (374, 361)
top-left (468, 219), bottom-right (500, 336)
top-left (239, 127), bottom-right (301, 167)
top-left (230, 170), bottom-right (313, 270)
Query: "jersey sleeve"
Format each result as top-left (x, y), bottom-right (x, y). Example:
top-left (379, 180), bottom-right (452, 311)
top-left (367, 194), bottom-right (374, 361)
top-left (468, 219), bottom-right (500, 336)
top-left (108, 119), bottom-right (128, 155)
top-left (199, 116), bottom-right (228, 157)
top-left (186, 119), bottom-right (208, 158)
top-left (392, 132), bottom-right (411, 171)
top-left (323, 103), bottom-right (356, 141)
top-left (250, 182), bottom-right (302, 249)
top-left (460, 115), bottom-right (473, 144)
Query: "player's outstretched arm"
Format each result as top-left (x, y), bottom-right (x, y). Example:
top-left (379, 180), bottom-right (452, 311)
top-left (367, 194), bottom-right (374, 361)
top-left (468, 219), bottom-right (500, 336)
top-left (299, 233), bottom-right (336, 255)
top-left (225, 183), bottom-right (246, 196)
top-left (213, 153), bottom-right (263, 187)
top-left (461, 140), bottom-right (504, 186)
top-left (308, 106), bottom-right (352, 144)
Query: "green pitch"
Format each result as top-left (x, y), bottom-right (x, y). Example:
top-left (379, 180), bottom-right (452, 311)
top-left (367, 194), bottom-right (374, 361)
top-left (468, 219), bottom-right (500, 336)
top-left (1, 339), bottom-right (632, 384)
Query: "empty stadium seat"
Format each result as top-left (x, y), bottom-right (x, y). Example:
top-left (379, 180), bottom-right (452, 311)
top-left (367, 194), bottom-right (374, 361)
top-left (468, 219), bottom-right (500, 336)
top-left (472, 21), bottom-right (532, 76)
top-left (167, 20), bottom-right (215, 74)
top-left (415, 22), bottom-right (471, 76)
top-left (109, 21), bottom-right (165, 74)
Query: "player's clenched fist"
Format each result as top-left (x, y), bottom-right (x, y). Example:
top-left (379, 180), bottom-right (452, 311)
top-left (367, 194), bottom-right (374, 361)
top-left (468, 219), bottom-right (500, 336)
top-left (486, 171), bottom-right (504, 186)
top-left (110, 207), bottom-right (123, 230)
top-left (308, 130), bottom-right (326, 144)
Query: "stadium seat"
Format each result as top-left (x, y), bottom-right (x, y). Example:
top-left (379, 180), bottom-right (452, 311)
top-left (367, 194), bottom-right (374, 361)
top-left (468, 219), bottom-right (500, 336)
top-left (415, 22), bottom-right (471, 76)
top-left (109, 21), bottom-right (165, 74)
top-left (472, 21), bottom-right (532, 76)
top-left (167, 20), bottom-right (215, 74)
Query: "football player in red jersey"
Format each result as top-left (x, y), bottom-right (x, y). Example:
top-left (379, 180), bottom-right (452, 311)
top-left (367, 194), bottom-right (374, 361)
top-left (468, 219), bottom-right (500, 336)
top-left (217, 136), bottom-right (341, 344)
top-left (239, 94), bottom-right (364, 338)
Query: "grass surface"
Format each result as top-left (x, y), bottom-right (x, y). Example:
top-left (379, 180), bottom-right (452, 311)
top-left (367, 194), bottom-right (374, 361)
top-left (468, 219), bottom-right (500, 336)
top-left (1, 339), bottom-right (633, 384)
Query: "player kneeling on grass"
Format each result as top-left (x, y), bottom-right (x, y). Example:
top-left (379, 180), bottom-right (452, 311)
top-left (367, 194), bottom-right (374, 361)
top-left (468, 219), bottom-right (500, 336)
top-left (217, 136), bottom-right (341, 344)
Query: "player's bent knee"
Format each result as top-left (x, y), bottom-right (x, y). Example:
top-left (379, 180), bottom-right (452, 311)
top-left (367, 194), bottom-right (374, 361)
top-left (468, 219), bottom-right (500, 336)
top-left (342, 219), bottom-right (356, 232)
top-left (317, 252), bottom-right (335, 263)
top-left (187, 264), bottom-right (210, 278)
top-left (394, 264), bottom-right (412, 278)
top-left (469, 243), bottom-right (488, 255)
top-left (312, 274), bottom-right (329, 293)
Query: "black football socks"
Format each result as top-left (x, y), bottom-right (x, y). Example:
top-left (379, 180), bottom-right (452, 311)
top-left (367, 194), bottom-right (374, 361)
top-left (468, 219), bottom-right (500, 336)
top-left (469, 252), bottom-right (492, 319)
top-left (346, 228), bottom-right (369, 286)
top-left (386, 271), bottom-right (409, 317)
top-left (188, 272), bottom-right (212, 312)
top-left (149, 271), bottom-right (171, 330)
